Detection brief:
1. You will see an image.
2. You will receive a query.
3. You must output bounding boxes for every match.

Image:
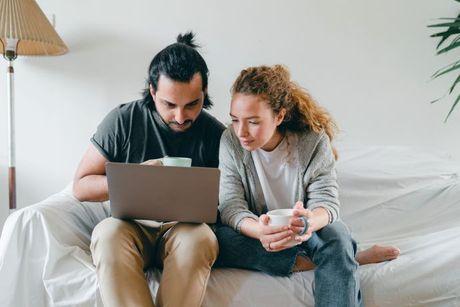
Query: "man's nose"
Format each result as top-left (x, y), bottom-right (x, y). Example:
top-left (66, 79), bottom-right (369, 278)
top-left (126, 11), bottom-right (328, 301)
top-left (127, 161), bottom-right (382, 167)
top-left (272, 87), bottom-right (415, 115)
top-left (175, 108), bottom-right (186, 124)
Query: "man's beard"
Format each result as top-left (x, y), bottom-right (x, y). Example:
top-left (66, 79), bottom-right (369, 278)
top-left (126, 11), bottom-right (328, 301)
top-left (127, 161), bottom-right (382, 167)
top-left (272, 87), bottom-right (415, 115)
top-left (168, 120), bottom-right (193, 132)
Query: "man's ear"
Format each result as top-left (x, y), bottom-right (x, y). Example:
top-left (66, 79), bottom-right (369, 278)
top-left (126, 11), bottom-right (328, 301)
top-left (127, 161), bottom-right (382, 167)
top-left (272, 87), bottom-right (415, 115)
top-left (203, 87), bottom-right (208, 100)
top-left (149, 84), bottom-right (156, 100)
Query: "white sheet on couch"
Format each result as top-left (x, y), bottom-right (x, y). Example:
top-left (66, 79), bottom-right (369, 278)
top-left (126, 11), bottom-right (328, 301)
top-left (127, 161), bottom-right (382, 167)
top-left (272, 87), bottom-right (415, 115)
top-left (1, 145), bottom-right (459, 307)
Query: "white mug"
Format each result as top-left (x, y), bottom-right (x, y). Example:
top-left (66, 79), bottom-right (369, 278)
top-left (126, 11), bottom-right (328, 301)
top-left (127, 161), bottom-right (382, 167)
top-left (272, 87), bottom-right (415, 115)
top-left (161, 157), bottom-right (192, 167)
top-left (267, 208), bottom-right (302, 246)
top-left (267, 208), bottom-right (294, 226)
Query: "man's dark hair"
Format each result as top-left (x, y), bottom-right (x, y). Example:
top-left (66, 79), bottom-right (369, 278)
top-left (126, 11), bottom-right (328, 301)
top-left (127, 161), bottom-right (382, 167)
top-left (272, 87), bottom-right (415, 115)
top-left (142, 32), bottom-right (213, 109)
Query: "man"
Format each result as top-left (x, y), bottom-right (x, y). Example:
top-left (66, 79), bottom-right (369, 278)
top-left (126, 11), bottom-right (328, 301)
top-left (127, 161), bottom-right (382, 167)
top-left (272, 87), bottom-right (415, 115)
top-left (72, 32), bottom-right (225, 307)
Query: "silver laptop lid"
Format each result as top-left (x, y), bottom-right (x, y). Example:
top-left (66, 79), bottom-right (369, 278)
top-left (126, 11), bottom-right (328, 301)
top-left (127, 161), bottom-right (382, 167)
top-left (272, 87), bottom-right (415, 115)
top-left (106, 162), bottom-right (220, 223)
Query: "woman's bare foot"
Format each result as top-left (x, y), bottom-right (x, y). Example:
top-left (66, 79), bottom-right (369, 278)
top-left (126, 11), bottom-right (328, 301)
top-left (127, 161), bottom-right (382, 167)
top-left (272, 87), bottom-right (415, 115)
top-left (291, 245), bottom-right (400, 272)
top-left (356, 245), bottom-right (400, 265)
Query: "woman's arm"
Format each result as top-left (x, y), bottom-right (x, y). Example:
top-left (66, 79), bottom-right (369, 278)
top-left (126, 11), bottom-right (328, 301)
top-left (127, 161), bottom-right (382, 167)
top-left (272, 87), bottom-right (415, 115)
top-left (287, 133), bottom-right (340, 241)
top-left (239, 217), bottom-right (261, 239)
top-left (218, 131), bottom-right (259, 231)
top-left (305, 133), bottom-right (340, 224)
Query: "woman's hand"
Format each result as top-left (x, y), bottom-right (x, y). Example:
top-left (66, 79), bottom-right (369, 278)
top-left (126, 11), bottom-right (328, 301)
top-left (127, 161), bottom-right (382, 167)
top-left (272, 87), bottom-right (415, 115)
top-left (258, 214), bottom-right (298, 252)
top-left (289, 201), bottom-right (314, 243)
top-left (289, 201), bottom-right (330, 243)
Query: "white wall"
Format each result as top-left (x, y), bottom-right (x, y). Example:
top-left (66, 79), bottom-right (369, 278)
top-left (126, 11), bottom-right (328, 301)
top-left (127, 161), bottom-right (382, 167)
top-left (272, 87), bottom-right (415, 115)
top-left (1, 0), bottom-right (460, 227)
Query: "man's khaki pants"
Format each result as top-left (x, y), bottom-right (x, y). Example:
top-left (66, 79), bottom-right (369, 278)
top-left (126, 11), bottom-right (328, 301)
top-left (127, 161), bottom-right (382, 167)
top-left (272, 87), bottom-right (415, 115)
top-left (90, 217), bottom-right (218, 307)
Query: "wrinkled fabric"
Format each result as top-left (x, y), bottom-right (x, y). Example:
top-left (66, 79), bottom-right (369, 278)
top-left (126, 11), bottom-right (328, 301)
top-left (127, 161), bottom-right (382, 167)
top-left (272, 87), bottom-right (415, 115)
top-left (1, 145), bottom-right (460, 307)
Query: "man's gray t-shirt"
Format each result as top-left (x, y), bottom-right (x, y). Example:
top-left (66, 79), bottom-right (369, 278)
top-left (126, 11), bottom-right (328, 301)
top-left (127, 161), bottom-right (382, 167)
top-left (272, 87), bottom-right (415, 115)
top-left (90, 99), bottom-right (225, 167)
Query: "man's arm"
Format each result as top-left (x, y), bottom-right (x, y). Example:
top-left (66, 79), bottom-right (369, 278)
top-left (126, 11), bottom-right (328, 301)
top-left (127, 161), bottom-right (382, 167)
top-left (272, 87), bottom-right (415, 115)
top-left (72, 144), bottom-right (109, 202)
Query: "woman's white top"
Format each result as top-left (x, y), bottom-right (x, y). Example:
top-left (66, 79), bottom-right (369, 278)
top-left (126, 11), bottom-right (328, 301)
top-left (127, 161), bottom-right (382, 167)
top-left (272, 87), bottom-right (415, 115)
top-left (251, 135), bottom-right (299, 211)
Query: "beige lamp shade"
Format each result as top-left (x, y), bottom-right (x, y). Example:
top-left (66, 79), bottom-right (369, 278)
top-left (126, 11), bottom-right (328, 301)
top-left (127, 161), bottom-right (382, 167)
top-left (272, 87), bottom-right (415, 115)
top-left (0, 0), bottom-right (68, 56)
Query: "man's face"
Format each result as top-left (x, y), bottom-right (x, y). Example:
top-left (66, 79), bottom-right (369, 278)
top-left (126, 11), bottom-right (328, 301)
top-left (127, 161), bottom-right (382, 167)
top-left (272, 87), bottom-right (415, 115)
top-left (151, 73), bottom-right (205, 132)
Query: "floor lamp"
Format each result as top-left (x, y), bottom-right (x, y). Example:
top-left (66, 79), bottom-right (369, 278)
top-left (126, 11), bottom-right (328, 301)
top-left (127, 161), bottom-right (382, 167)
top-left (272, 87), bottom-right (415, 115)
top-left (1, 0), bottom-right (68, 212)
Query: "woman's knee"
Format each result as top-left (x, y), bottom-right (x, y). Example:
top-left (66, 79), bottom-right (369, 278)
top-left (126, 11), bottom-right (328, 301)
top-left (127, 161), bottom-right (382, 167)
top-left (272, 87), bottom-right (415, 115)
top-left (318, 221), bottom-right (352, 240)
top-left (315, 222), bottom-right (357, 264)
top-left (215, 225), bottom-right (239, 246)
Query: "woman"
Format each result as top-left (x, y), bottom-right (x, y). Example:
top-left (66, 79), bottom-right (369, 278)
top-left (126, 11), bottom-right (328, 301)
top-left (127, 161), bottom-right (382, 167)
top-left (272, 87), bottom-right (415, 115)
top-left (215, 65), bottom-right (399, 306)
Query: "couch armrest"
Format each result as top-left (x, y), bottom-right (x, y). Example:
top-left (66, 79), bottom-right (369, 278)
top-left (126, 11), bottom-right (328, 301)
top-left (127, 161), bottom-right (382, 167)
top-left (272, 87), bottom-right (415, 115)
top-left (0, 184), bottom-right (110, 307)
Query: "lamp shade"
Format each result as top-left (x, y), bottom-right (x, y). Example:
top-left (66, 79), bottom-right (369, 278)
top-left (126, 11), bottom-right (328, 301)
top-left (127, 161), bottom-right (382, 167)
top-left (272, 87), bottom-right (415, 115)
top-left (0, 0), bottom-right (68, 56)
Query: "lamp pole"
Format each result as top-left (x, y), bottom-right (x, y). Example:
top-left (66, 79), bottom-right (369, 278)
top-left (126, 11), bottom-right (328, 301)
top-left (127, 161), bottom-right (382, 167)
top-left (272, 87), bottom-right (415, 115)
top-left (4, 39), bottom-right (17, 212)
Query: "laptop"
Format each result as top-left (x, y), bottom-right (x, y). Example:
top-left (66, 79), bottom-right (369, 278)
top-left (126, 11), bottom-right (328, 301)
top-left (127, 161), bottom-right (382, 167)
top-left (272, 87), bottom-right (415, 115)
top-left (106, 162), bottom-right (220, 223)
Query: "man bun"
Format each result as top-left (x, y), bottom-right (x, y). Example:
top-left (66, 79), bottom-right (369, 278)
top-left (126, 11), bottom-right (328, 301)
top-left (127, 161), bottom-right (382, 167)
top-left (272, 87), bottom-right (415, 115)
top-left (176, 31), bottom-right (199, 48)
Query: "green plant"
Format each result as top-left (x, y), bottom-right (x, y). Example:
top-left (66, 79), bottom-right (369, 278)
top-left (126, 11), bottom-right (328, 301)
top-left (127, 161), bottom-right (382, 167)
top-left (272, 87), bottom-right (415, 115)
top-left (428, 6), bottom-right (460, 122)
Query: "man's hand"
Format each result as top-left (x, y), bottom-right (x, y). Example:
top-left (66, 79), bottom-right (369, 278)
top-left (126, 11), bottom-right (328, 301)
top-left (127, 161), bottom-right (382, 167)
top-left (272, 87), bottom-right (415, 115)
top-left (141, 159), bottom-right (163, 166)
top-left (258, 214), bottom-right (299, 252)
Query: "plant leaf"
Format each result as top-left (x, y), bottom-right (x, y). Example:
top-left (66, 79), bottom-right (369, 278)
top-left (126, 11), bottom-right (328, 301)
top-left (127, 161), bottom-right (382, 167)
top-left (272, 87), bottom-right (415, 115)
top-left (436, 17), bottom-right (460, 20)
top-left (432, 60), bottom-right (460, 78)
top-left (431, 29), bottom-right (460, 48)
top-left (452, 34), bottom-right (460, 44)
top-left (430, 29), bottom-right (460, 38)
top-left (433, 64), bottom-right (460, 79)
top-left (437, 37), bottom-right (450, 49)
top-left (428, 21), bottom-right (460, 28)
top-left (444, 94), bottom-right (460, 122)
top-left (430, 90), bottom-right (449, 104)
top-left (443, 34), bottom-right (460, 51)
top-left (437, 41), bottom-right (460, 54)
top-left (449, 74), bottom-right (460, 94)
top-left (431, 13), bottom-right (460, 49)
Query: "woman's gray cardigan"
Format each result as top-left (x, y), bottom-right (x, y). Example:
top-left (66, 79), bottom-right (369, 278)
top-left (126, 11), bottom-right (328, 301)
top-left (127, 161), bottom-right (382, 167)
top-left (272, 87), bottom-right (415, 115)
top-left (218, 127), bottom-right (340, 232)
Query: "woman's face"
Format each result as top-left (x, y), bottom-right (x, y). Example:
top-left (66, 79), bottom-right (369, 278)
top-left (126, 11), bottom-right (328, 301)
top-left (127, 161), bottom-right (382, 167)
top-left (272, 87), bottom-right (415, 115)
top-left (230, 93), bottom-right (285, 151)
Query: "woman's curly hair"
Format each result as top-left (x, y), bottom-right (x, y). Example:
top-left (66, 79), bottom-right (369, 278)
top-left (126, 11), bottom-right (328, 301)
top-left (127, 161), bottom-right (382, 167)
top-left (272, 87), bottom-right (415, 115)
top-left (231, 64), bottom-right (339, 159)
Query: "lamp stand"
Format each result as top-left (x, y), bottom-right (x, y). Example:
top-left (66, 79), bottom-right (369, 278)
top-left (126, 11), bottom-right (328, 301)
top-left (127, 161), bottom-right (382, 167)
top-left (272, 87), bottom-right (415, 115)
top-left (5, 52), bottom-right (16, 212)
top-left (1, 0), bottom-right (69, 214)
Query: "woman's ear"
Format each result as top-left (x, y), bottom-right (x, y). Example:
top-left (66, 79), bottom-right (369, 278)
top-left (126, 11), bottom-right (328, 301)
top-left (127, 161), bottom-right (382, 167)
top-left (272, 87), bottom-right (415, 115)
top-left (276, 108), bottom-right (287, 126)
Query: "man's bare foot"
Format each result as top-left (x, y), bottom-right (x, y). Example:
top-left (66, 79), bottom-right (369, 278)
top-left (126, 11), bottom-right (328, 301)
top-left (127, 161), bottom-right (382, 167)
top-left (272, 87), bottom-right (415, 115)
top-left (356, 245), bottom-right (400, 265)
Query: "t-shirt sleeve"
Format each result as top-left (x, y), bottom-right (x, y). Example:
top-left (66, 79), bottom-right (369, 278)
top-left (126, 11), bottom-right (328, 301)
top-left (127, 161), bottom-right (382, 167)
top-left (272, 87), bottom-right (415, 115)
top-left (90, 108), bottom-right (126, 162)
